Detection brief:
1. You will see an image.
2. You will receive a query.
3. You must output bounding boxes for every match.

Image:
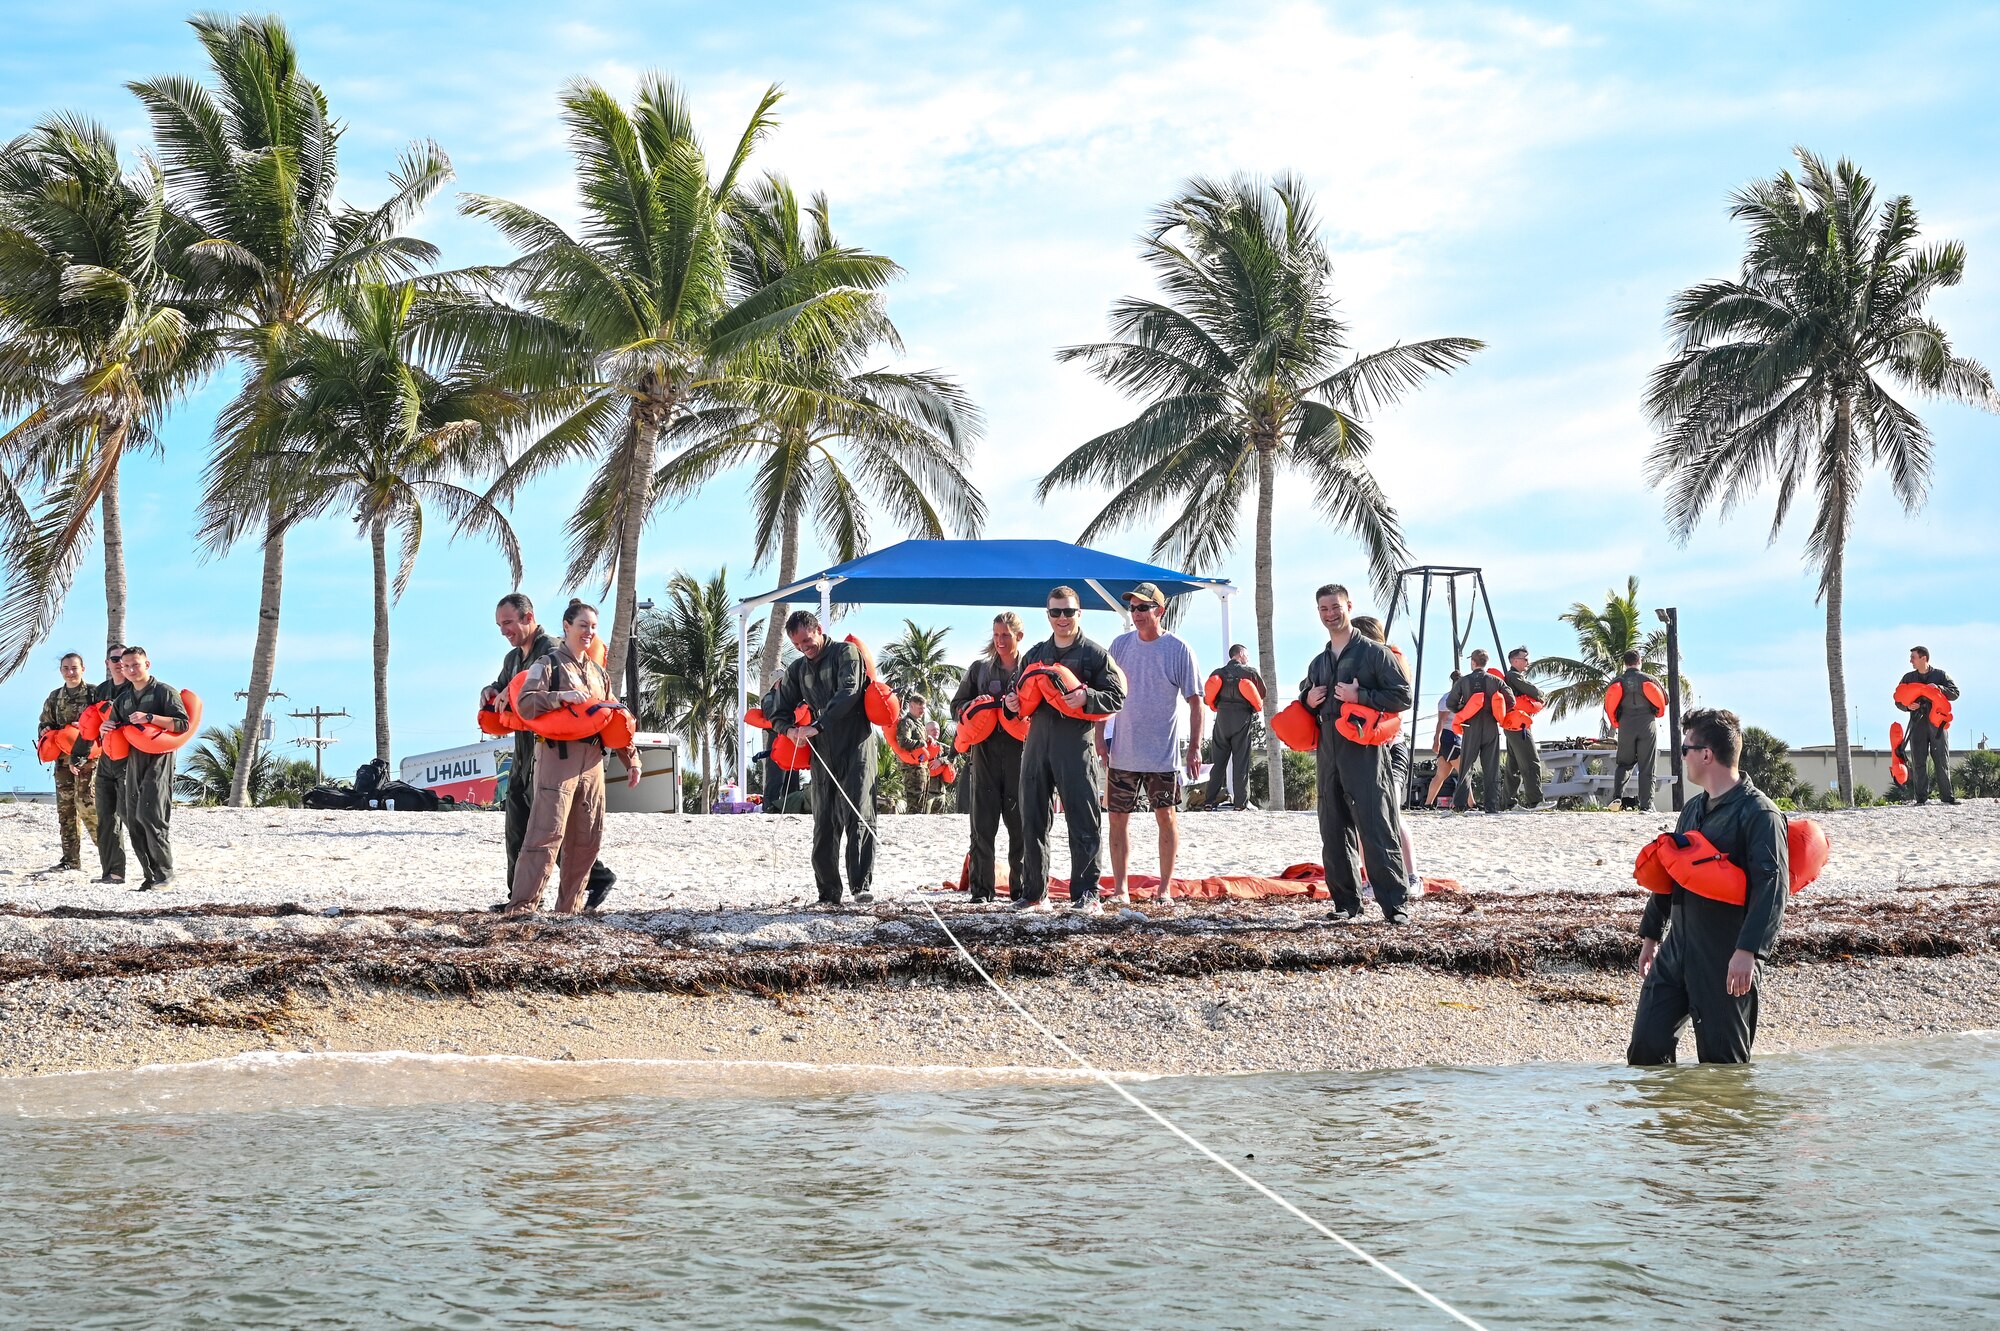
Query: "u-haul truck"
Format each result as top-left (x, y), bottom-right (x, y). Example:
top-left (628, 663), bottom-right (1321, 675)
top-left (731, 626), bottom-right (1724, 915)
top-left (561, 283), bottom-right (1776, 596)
top-left (400, 734), bottom-right (681, 811)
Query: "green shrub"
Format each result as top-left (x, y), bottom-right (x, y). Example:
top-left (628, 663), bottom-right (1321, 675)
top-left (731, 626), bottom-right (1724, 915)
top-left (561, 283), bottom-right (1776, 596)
top-left (1957, 750), bottom-right (2000, 799)
top-left (1249, 747), bottom-right (1318, 809)
top-left (1740, 727), bottom-right (1800, 801)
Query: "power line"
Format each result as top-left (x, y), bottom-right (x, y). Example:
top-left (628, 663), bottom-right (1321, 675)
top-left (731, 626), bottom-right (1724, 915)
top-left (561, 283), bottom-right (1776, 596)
top-left (288, 706), bottom-right (349, 784)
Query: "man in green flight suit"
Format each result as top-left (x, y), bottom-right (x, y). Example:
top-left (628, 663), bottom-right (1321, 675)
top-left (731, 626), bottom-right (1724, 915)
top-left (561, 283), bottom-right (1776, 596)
top-left (1014, 586), bottom-right (1126, 914)
top-left (1611, 650), bottom-right (1667, 812)
top-left (38, 652), bottom-right (99, 872)
top-left (486, 593), bottom-right (616, 909)
top-left (1896, 645), bottom-right (1961, 805)
top-left (772, 610), bottom-right (877, 906)
top-left (1627, 707), bottom-right (1789, 1064)
top-left (109, 647), bottom-right (190, 891)
top-left (1502, 646), bottom-right (1545, 810)
top-left (1201, 644), bottom-right (1265, 811)
top-left (1446, 649), bottom-right (1513, 815)
top-left (80, 648), bottom-right (129, 884)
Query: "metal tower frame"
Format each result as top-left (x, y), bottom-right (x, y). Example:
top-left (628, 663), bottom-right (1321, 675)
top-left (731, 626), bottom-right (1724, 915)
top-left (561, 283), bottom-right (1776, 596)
top-left (1381, 564), bottom-right (1509, 809)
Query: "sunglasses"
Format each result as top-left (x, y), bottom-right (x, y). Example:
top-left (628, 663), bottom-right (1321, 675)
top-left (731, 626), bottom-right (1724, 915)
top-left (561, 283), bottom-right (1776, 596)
top-left (1679, 743), bottom-right (1707, 755)
top-left (1047, 607), bottom-right (1078, 618)
top-left (1125, 602), bottom-right (1160, 614)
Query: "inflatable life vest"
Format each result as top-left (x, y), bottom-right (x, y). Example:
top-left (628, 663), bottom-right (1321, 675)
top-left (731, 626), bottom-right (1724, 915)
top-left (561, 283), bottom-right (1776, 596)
top-left (955, 696), bottom-right (1002, 752)
top-left (1203, 671), bottom-right (1265, 714)
top-left (1500, 692), bottom-right (1544, 732)
top-left (1889, 721), bottom-right (1909, 785)
top-left (1631, 819), bottom-right (1829, 905)
top-left (1454, 681), bottom-right (1507, 726)
top-left (36, 723), bottom-right (88, 763)
top-left (1271, 699), bottom-right (1320, 751)
top-left (76, 699), bottom-right (113, 742)
top-left (477, 703), bottom-right (519, 738)
top-left (766, 703), bottom-right (816, 772)
top-left (1332, 702), bottom-right (1403, 747)
top-left (1603, 678), bottom-right (1668, 725)
top-left (1017, 661), bottom-right (1117, 722)
top-left (929, 756), bottom-right (957, 785)
top-left (890, 729), bottom-right (942, 767)
top-left (745, 706), bottom-right (773, 732)
top-left (118, 689), bottom-right (204, 755)
top-left (507, 668), bottom-right (631, 746)
top-left (1894, 680), bottom-right (1954, 729)
top-left (845, 635), bottom-right (900, 729)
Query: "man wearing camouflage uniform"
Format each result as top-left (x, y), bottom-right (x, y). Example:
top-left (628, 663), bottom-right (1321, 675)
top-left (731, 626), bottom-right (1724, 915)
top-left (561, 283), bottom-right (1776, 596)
top-left (38, 652), bottom-right (99, 872)
top-left (896, 695), bottom-right (938, 814)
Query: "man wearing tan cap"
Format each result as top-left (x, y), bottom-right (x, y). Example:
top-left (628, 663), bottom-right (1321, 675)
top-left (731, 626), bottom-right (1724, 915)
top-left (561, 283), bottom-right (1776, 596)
top-left (1104, 582), bottom-right (1202, 906)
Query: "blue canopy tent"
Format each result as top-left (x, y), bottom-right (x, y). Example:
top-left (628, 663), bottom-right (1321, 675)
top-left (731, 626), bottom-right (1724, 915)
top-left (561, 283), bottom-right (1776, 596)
top-left (731, 539), bottom-right (1236, 780)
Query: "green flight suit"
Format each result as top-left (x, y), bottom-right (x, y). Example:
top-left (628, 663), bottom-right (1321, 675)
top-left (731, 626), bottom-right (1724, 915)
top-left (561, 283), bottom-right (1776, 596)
top-left (1447, 670), bottom-right (1513, 814)
top-left (1612, 667), bottom-right (1665, 811)
top-left (82, 677), bottom-right (128, 880)
top-left (1202, 661), bottom-right (1265, 810)
top-left (1895, 666), bottom-right (1961, 803)
top-left (1018, 634), bottom-right (1125, 906)
top-left (952, 657), bottom-right (1025, 902)
top-left (1628, 777), bottom-right (1788, 1064)
top-left (111, 677), bottom-right (190, 886)
top-left (1502, 668), bottom-right (1544, 809)
top-left (1300, 635), bottom-right (1414, 920)
top-left (39, 681), bottom-right (99, 867)
top-left (773, 639), bottom-right (876, 903)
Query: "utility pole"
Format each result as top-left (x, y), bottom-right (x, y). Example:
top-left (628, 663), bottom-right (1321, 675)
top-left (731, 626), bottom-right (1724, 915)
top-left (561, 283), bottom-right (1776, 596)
top-left (289, 706), bottom-right (349, 785)
top-left (1656, 607), bottom-right (1683, 812)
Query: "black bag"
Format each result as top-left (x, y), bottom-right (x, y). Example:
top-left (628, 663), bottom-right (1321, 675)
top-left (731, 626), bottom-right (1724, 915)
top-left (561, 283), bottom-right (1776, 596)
top-left (353, 758), bottom-right (389, 796)
top-left (302, 785), bottom-right (359, 810)
top-left (372, 780), bottom-right (440, 812)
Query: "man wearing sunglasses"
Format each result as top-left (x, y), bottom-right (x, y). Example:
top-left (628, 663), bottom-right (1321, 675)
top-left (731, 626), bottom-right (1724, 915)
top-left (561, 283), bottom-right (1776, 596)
top-left (1299, 583), bottom-right (1414, 923)
top-left (1104, 583), bottom-right (1202, 906)
top-left (1627, 707), bottom-right (1788, 1065)
top-left (1011, 586), bottom-right (1126, 913)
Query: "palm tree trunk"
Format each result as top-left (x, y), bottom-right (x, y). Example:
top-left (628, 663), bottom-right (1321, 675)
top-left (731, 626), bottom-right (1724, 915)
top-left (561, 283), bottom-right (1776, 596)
top-left (371, 517), bottom-right (392, 765)
top-left (606, 405), bottom-right (665, 691)
top-left (700, 739), bottom-right (712, 815)
top-left (228, 516), bottom-right (287, 807)
top-left (1253, 439), bottom-right (1287, 810)
top-left (100, 467), bottom-right (126, 652)
top-left (757, 506), bottom-right (800, 692)
top-left (1827, 394), bottom-right (1854, 805)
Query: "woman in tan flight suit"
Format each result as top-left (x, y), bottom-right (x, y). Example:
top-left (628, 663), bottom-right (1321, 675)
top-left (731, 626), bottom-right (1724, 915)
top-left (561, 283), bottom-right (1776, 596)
top-left (505, 600), bottom-right (641, 914)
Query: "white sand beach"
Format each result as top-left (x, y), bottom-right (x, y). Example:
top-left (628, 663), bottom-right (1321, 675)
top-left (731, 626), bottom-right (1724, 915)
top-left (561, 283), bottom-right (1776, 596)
top-left (0, 799), bottom-right (1993, 913)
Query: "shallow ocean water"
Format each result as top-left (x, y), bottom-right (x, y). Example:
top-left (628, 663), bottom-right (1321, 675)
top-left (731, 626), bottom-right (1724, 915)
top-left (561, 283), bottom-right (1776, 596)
top-left (4, 1036), bottom-right (1997, 1330)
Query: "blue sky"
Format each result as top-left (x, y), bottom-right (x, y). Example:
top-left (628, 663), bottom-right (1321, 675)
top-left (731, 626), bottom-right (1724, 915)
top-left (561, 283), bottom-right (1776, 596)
top-left (4, 0), bottom-right (1998, 784)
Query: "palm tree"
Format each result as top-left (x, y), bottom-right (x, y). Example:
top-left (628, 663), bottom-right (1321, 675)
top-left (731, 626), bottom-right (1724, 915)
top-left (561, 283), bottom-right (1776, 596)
top-left (0, 114), bottom-right (218, 675)
top-left (1038, 174), bottom-right (1482, 808)
top-left (176, 721), bottom-right (315, 805)
top-left (1531, 577), bottom-right (1677, 730)
top-left (270, 282), bottom-right (521, 764)
top-left (657, 175), bottom-right (985, 688)
top-left (134, 13), bottom-right (450, 804)
top-left (877, 618), bottom-right (963, 716)
top-left (1645, 148), bottom-right (1998, 802)
top-left (634, 569), bottom-right (748, 811)
top-left (453, 75), bottom-right (897, 694)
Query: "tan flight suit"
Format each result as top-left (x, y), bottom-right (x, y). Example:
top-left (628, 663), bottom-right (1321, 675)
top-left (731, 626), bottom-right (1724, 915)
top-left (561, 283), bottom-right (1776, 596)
top-left (39, 682), bottom-right (99, 867)
top-left (507, 646), bottom-right (634, 913)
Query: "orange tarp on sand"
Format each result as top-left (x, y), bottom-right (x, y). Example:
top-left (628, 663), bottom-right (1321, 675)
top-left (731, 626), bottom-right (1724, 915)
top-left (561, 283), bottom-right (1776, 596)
top-left (944, 860), bottom-right (1462, 902)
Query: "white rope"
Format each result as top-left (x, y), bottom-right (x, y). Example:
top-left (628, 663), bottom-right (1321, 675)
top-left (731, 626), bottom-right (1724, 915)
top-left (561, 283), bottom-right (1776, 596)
top-left (793, 730), bottom-right (1493, 1330)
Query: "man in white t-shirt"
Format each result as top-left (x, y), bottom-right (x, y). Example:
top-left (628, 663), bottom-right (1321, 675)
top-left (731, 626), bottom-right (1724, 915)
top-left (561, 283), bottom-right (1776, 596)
top-left (1100, 582), bottom-right (1203, 907)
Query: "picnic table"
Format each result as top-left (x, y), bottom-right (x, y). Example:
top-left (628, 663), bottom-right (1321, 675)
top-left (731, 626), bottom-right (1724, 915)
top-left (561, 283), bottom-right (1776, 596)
top-left (1536, 745), bottom-right (1675, 804)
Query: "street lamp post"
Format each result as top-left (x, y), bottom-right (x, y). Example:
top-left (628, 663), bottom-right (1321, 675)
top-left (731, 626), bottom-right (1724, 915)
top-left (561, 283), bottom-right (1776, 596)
top-left (1656, 606), bottom-right (1683, 811)
top-left (628, 599), bottom-right (656, 723)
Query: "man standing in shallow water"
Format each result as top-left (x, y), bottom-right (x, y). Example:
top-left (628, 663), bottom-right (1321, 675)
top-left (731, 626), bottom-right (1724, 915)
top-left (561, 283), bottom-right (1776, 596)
top-left (1627, 707), bottom-right (1788, 1065)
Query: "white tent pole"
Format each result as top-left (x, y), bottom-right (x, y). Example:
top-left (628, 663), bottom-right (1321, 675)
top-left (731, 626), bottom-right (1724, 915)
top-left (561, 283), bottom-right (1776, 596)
top-left (736, 609), bottom-right (750, 799)
top-left (818, 578), bottom-right (832, 622)
top-left (1218, 586), bottom-right (1233, 659)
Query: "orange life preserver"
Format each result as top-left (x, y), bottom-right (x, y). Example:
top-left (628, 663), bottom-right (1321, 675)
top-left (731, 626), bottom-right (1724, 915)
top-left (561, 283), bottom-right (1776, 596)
top-left (1632, 819), bottom-right (1829, 904)
top-left (999, 711), bottom-right (1030, 742)
top-left (36, 723), bottom-right (86, 763)
top-left (507, 670), bottom-right (631, 745)
top-left (1203, 671), bottom-right (1264, 713)
top-left (889, 730), bottom-right (941, 767)
top-left (1500, 692), bottom-right (1545, 732)
top-left (1454, 684), bottom-right (1506, 726)
top-left (1271, 699), bottom-right (1320, 751)
top-left (844, 635), bottom-right (899, 728)
top-left (1018, 661), bottom-right (1117, 722)
top-left (1331, 702), bottom-right (1403, 747)
top-left (1602, 678), bottom-right (1667, 724)
top-left (766, 703), bottom-right (817, 772)
top-left (1889, 721), bottom-right (1909, 785)
top-left (745, 706), bottom-right (773, 732)
top-left (929, 756), bottom-right (957, 785)
top-left (76, 699), bottom-right (113, 742)
top-left (119, 689), bottom-right (204, 755)
top-left (1894, 680), bottom-right (1954, 729)
top-left (101, 726), bottom-right (131, 761)
top-left (955, 696), bottom-right (1002, 752)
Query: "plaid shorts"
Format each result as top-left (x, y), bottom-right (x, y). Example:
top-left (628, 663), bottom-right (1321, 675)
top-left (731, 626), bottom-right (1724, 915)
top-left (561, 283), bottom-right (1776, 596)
top-left (1107, 767), bottom-right (1181, 814)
